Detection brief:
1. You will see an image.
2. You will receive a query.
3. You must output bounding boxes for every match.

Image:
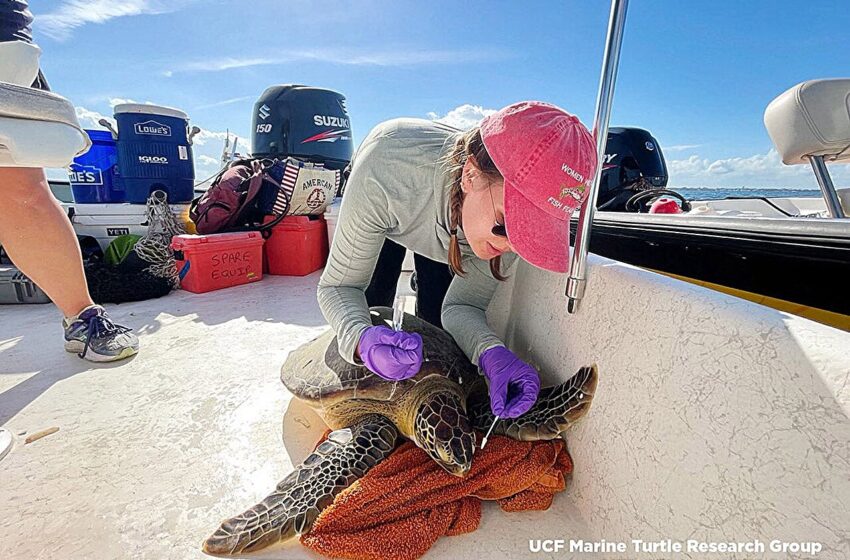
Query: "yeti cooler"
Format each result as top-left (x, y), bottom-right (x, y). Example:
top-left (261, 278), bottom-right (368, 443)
top-left (70, 202), bottom-right (191, 251)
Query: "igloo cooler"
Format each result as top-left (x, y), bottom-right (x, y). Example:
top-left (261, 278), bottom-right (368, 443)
top-left (114, 103), bottom-right (195, 204)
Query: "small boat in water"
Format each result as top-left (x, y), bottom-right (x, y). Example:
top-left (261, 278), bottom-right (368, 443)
top-left (570, 80), bottom-right (850, 329)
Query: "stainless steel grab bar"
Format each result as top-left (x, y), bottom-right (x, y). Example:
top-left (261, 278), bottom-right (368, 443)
top-left (566, 0), bottom-right (630, 313)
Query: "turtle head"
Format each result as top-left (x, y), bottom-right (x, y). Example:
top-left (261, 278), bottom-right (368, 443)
top-left (413, 392), bottom-right (476, 477)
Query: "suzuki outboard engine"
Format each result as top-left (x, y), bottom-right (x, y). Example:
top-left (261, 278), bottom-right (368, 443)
top-left (597, 127), bottom-right (668, 211)
top-left (251, 85), bottom-right (353, 172)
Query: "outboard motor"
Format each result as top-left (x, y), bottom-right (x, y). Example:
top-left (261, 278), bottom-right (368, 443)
top-left (251, 85), bottom-right (353, 172)
top-left (597, 127), bottom-right (668, 211)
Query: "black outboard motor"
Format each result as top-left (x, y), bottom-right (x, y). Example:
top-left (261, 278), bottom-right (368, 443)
top-left (251, 85), bottom-right (353, 172)
top-left (597, 127), bottom-right (668, 211)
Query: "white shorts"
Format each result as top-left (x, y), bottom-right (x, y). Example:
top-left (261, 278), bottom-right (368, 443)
top-left (0, 40), bottom-right (40, 86)
top-left (0, 41), bottom-right (90, 168)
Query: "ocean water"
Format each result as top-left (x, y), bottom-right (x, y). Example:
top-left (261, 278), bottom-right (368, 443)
top-left (675, 187), bottom-right (822, 200)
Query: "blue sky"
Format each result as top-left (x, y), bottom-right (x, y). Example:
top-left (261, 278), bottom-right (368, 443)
top-left (33, 0), bottom-right (850, 188)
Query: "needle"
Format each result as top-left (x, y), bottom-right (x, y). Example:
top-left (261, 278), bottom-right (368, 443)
top-left (480, 415), bottom-right (499, 449)
top-left (392, 295), bottom-right (404, 332)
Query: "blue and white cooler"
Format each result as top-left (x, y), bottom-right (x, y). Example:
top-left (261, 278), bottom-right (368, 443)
top-left (68, 129), bottom-right (123, 203)
top-left (113, 103), bottom-right (195, 204)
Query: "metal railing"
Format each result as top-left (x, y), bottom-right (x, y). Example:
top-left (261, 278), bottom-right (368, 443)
top-left (808, 155), bottom-right (847, 218)
top-left (566, 0), bottom-right (630, 313)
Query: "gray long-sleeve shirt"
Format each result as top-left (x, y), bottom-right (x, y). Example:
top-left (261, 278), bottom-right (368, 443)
top-left (317, 117), bottom-right (515, 366)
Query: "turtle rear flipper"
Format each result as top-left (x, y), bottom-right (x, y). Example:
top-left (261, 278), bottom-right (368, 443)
top-left (469, 364), bottom-right (598, 441)
top-left (203, 414), bottom-right (398, 556)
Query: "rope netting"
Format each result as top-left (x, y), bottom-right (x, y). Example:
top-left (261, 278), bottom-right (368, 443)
top-left (133, 190), bottom-right (186, 287)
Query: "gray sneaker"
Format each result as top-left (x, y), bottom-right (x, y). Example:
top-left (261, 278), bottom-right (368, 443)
top-left (63, 305), bottom-right (139, 362)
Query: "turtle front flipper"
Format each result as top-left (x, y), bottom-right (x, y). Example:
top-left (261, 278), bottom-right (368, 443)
top-left (468, 364), bottom-right (598, 441)
top-left (203, 414), bottom-right (398, 556)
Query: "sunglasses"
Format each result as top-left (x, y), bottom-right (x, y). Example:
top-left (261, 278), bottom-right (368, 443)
top-left (488, 182), bottom-right (508, 238)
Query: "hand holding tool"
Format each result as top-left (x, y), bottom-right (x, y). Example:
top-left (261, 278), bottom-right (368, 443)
top-left (479, 346), bottom-right (541, 418)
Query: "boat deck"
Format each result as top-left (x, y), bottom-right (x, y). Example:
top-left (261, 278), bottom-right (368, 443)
top-left (0, 273), bottom-right (585, 560)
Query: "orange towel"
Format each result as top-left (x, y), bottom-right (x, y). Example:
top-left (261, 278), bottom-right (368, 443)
top-left (300, 430), bottom-right (573, 560)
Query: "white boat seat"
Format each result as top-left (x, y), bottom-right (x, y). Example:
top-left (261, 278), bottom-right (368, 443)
top-left (0, 80), bottom-right (90, 168)
top-left (763, 78), bottom-right (850, 165)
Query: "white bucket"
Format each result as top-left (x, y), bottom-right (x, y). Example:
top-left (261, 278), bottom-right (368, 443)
top-left (325, 197), bottom-right (342, 248)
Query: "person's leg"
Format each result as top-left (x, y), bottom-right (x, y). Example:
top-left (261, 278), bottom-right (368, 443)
top-left (0, 166), bottom-right (93, 317)
top-left (0, 22), bottom-right (137, 361)
top-left (365, 238), bottom-right (406, 308)
top-left (0, 167), bottom-right (138, 361)
top-left (412, 253), bottom-right (453, 329)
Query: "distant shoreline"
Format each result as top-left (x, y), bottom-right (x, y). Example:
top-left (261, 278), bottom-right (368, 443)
top-left (676, 187), bottom-right (826, 200)
top-left (673, 186), bottom-right (822, 191)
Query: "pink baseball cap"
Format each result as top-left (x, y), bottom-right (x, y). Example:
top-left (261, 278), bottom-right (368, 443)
top-left (480, 101), bottom-right (597, 273)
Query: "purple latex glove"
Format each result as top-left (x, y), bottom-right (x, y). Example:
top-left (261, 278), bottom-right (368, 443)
top-left (357, 325), bottom-right (423, 381)
top-left (479, 346), bottom-right (541, 418)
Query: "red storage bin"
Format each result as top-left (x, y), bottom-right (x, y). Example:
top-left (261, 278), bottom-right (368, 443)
top-left (172, 232), bottom-right (264, 293)
top-left (264, 215), bottom-right (329, 276)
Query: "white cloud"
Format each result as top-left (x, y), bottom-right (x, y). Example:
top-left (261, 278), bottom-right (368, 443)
top-left (38, 0), bottom-right (188, 41)
top-left (180, 57), bottom-right (276, 73)
top-left (189, 129), bottom-right (249, 179)
top-left (195, 96), bottom-right (256, 111)
top-left (668, 149), bottom-right (850, 188)
top-left (192, 129), bottom-right (230, 146)
top-left (662, 144), bottom-right (702, 152)
top-left (195, 155), bottom-right (223, 180)
top-left (169, 48), bottom-right (512, 74)
top-left (427, 104), bottom-right (497, 130)
top-left (197, 155), bottom-right (219, 166)
top-left (75, 106), bottom-right (113, 129)
top-left (707, 160), bottom-right (733, 175)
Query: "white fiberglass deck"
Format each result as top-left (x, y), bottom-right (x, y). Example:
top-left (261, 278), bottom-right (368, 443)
top-left (0, 273), bottom-right (585, 560)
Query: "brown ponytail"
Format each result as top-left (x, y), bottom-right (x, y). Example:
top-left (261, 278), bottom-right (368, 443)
top-left (440, 127), bottom-right (508, 281)
top-left (447, 179), bottom-right (466, 276)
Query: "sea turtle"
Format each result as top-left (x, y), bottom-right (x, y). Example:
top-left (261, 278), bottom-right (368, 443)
top-left (204, 307), bottom-right (597, 555)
